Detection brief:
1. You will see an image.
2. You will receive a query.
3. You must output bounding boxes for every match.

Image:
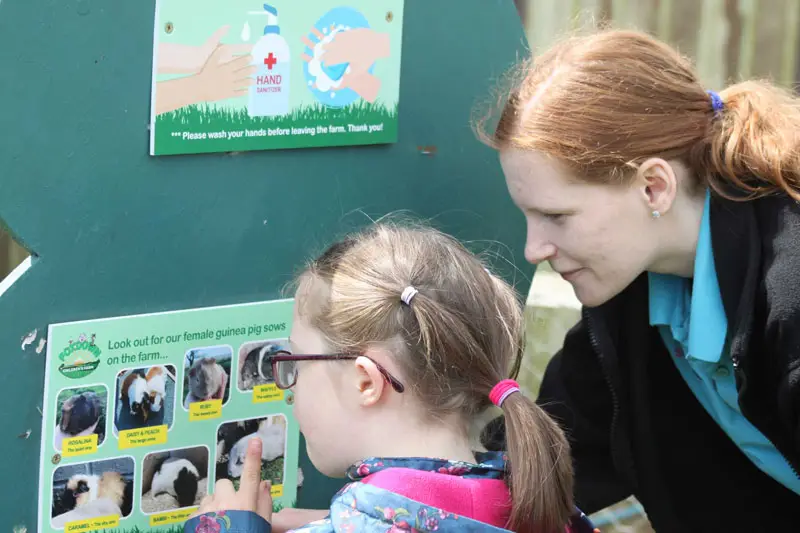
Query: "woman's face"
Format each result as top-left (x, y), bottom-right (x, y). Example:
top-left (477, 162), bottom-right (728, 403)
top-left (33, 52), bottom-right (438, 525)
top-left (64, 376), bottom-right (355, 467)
top-left (500, 149), bottom-right (656, 307)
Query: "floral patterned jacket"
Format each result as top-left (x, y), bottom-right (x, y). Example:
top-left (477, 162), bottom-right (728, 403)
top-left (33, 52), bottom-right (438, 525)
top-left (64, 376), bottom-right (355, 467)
top-left (183, 453), bottom-right (598, 533)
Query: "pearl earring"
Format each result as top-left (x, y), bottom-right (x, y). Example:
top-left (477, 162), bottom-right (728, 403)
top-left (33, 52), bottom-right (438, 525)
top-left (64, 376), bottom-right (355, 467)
top-left (651, 210), bottom-right (661, 219)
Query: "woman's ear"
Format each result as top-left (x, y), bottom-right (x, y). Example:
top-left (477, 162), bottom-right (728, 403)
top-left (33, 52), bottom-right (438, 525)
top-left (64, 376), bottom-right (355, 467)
top-left (353, 352), bottom-right (387, 407)
top-left (636, 157), bottom-right (678, 215)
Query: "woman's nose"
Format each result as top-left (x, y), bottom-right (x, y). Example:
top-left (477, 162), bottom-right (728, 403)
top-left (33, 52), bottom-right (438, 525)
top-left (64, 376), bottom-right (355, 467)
top-left (524, 229), bottom-right (556, 264)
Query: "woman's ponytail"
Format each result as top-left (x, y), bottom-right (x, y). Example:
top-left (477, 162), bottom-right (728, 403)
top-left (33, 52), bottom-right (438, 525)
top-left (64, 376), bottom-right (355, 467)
top-left (477, 29), bottom-right (800, 203)
top-left (502, 391), bottom-right (574, 533)
top-left (693, 80), bottom-right (800, 202)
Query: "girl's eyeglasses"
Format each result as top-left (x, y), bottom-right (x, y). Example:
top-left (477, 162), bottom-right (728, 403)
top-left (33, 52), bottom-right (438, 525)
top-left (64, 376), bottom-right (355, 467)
top-left (270, 350), bottom-right (405, 393)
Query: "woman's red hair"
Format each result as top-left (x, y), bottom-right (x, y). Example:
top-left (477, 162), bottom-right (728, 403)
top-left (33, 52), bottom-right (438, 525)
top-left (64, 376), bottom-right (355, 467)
top-left (477, 29), bottom-right (800, 201)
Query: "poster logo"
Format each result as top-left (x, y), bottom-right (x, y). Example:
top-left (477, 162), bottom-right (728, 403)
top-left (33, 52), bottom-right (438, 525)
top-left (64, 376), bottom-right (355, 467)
top-left (58, 333), bottom-right (101, 379)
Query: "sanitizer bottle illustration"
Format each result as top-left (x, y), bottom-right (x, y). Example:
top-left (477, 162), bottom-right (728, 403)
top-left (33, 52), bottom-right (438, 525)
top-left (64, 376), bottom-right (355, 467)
top-left (248, 4), bottom-right (290, 117)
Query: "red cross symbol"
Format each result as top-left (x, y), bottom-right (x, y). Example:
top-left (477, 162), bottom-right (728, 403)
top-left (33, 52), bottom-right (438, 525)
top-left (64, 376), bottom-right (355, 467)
top-left (264, 52), bottom-right (277, 70)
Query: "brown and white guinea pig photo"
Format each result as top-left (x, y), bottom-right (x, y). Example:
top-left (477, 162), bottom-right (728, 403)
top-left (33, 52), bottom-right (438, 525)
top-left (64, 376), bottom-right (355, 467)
top-left (115, 366), bottom-right (176, 433)
top-left (52, 471), bottom-right (133, 519)
top-left (54, 388), bottom-right (106, 451)
top-left (119, 369), bottom-right (152, 424)
top-left (145, 365), bottom-right (167, 413)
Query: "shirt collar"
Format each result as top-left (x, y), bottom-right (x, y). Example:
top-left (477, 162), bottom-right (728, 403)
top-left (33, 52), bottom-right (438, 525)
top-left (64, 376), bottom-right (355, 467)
top-left (346, 451), bottom-right (507, 481)
top-left (648, 190), bottom-right (728, 362)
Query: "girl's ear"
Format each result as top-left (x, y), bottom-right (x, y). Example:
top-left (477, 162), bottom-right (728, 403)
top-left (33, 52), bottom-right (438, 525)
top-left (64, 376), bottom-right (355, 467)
top-left (353, 352), bottom-right (387, 407)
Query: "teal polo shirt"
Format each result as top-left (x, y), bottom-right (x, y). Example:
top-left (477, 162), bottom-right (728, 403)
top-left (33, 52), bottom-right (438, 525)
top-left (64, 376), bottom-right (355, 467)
top-left (648, 190), bottom-right (800, 495)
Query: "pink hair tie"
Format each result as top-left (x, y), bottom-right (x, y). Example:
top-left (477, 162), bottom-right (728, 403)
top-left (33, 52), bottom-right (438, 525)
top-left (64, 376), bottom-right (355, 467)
top-left (489, 379), bottom-right (521, 407)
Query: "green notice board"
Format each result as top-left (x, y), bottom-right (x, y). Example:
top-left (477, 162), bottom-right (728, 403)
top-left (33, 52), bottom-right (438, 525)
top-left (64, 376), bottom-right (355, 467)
top-left (40, 300), bottom-right (300, 533)
top-left (0, 1), bottom-right (530, 531)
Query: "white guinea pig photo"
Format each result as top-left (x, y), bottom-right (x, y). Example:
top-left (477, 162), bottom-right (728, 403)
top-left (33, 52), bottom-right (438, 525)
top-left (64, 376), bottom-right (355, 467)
top-left (215, 415), bottom-right (287, 491)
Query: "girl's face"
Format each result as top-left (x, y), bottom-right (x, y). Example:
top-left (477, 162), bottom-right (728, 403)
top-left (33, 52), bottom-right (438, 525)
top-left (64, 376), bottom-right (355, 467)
top-left (288, 301), bottom-right (361, 478)
top-left (500, 149), bottom-right (657, 307)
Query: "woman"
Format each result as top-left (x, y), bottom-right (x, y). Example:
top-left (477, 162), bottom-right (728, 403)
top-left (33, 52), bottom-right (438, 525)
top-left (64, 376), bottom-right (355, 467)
top-left (479, 29), bottom-right (800, 530)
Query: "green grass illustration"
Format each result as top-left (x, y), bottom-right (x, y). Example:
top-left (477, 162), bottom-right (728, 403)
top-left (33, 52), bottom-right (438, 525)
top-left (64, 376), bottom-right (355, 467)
top-left (154, 102), bottom-right (399, 155)
top-left (98, 522), bottom-right (183, 533)
top-left (97, 498), bottom-right (296, 533)
top-left (162, 101), bottom-right (396, 128)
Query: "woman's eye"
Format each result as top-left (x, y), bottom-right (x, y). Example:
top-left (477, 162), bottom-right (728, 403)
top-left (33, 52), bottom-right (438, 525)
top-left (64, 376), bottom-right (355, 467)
top-left (543, 213), bottom-right (566, 222)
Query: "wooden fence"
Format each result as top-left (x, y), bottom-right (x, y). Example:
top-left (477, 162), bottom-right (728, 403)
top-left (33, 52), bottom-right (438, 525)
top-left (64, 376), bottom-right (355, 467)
top-left (516, 0), bottom-right (800, 91)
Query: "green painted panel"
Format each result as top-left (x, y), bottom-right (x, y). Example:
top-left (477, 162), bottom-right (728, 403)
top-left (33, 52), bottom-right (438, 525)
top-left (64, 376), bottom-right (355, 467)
top-left (0, 0), bottom-right (530, 530)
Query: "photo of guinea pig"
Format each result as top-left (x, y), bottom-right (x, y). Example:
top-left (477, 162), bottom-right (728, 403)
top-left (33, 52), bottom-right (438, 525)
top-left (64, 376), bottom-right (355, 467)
top-left (114, 365), bottom-right (176, 433)
top-left (215, 415), bottom-right (286, 491)
top-left (121, 369), bottom-right (150, 421)
top-left (53, 386), bottom-right (107, 452)
top-left (141, 446), bottom-right (208, 513)
top-left (238, 340), bottom-right (288, 392)
top-left (182, 346), bottom-right (232, 409)
top-left (146, 365), bottom-right (169, 413)
top-left (51, 459), bottom-right (134, 528)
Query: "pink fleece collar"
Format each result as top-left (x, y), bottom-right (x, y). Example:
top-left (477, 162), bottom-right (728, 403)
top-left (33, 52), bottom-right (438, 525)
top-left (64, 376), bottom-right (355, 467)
top-left (363, 467), bottom-right (511, 528)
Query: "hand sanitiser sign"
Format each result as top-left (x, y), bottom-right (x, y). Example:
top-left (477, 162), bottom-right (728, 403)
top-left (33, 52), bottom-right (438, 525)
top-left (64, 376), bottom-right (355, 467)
top-left (148, 1), bottom-right (405, 156)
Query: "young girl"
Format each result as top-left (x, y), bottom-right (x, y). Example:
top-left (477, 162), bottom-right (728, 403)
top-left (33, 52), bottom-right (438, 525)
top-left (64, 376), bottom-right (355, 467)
top-left (185, 224), bottom-right (597, 533)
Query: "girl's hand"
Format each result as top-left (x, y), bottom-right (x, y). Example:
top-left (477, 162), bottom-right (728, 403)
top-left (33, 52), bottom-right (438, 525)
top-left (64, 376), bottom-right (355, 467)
top-left (191, 438), bottom-right (272, 522)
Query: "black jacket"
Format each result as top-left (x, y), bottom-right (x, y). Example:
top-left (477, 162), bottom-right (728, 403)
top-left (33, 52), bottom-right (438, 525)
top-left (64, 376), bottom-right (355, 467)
top-left (484, 193), bottom-right (800, 531)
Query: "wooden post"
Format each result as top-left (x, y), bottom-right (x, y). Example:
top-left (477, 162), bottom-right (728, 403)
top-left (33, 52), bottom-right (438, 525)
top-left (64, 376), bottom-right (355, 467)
top-left (696, 0), bottom-right (727, 89)
top-left (738, 0), bottom-right (759, 78)
top-left (657, 0), bottom-right (673, 41)
top-left (514, 0), bottom-right (528, 25)
top-left (782, 0), bottom-right (800, 87)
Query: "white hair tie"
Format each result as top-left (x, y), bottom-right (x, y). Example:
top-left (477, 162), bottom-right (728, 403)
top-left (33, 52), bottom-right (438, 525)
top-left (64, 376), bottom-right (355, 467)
top-left (400, 286), bottom-right (418, 306)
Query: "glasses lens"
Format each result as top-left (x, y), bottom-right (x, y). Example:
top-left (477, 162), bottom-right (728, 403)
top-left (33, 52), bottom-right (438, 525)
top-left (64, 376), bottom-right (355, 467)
top-left (276, 359), bottom-right (297, 388)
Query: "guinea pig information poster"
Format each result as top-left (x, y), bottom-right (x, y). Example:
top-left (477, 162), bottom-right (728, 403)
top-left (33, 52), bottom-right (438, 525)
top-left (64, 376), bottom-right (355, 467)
top-left (148, 0), bottom-right (405, 156)
top-left (38, 299), bottom-right (300, 533)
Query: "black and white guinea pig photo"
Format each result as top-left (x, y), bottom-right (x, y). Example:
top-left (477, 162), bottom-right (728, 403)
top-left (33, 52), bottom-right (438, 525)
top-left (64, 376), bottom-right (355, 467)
top-left (141, 446), bottom-right (209, 513)
top-left (239, 342), bottom-right (284, 391)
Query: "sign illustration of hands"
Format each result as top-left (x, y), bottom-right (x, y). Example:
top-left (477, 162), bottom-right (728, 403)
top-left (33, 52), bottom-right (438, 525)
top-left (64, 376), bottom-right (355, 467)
top-left (155, 25), bottom-right (255, 116)
top-left (302, 26), bottom-right (390, 103)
